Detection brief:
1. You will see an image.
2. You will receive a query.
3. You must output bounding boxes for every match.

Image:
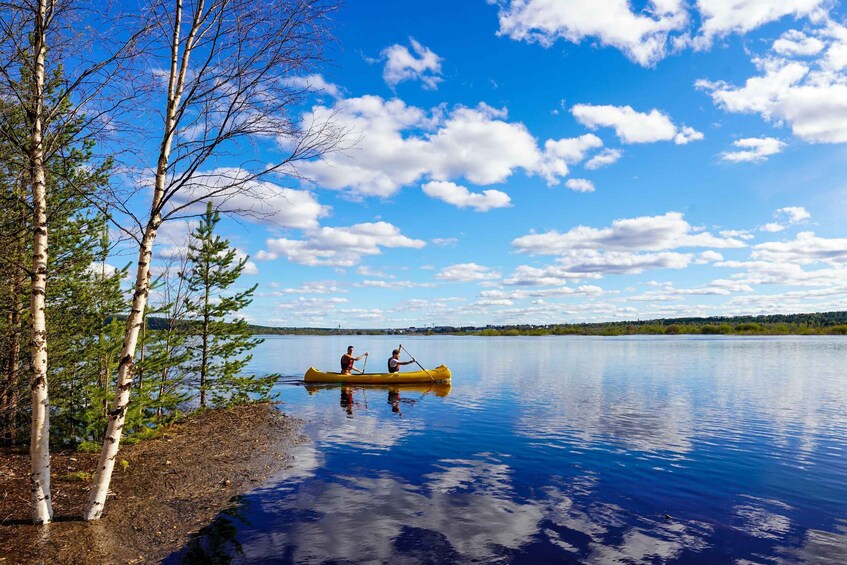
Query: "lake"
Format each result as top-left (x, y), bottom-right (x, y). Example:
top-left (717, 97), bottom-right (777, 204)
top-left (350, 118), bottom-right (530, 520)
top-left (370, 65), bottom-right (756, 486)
top-left (169, 335), bottom-right (847, 563)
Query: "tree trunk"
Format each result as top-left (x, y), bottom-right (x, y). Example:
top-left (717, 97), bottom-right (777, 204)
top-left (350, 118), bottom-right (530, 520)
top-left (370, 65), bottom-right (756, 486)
top-left (28, 0), bottom-right (53, 525)
top-left (84, 222), bottom-right (158, 520)
top-left (200, 282), bottom-right (209, 407)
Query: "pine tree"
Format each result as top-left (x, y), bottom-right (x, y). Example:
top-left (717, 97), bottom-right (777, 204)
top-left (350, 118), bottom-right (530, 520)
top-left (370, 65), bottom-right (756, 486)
top-left (182, 202), bottom-right (275, 408)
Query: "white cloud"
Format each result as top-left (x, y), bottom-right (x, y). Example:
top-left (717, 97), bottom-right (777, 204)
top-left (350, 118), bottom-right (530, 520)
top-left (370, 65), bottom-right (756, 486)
top-left (435, 263), bottom-right (501, 282)
top-left (751, 231), bottom-right (847, 265)
top-left (299, 97), bottom-right (597, 197)
top-left (432, 237), bottom-right (458, 247)
top-left (505, 251), bottom-right (693, 283)
top-left (356, 280), bottom-right (435, 289)
top-left (492, 0), bottom-right (829, 66)
top-left (585, 148), bottom-right (623, 169)
top-left (512, 212), bottom-right (745, 255)
top-left (695, 250), bottom-right (725, 263)
top-left (263, 221), bottom-right (425, 267)
top-left (542, 133), bottom-right (604, 163)
top-left (719, 229), bottom-right (755, 240)
top-left (776, 206), bottom-right (811, 223)
top-left (698, 20), bottom-right (847, 143)
top-left (493, 0), bottom-right (689, 66)
top-left (572, 104), bottom-right (703, 144)
top-left (773, 29), bottom-right (826, 56)
top-left (758, 206), bottom-right (810, 232)
top-left (356, 266), bottom-right (392, 278)
top-left (565, 178), bottom-right (595, 192)
top-left (233, 248), bottom-right (258, 275)
top-left (720, 137), bottom-right (785, 162)
top-left (283, 74), bottom-right (342, 98)
top-left (265, 281), bottom-right (347, 295)
top-left (479, 285), bottom-right (605, 300)
top-left (695, 0), bottom-right (829, 46)
top-left (422, 181), bottom-right (512, 211)
top-left (168, 167), bottom-right (329, 229)
top-left (382, 38), bottom-right (443, 90)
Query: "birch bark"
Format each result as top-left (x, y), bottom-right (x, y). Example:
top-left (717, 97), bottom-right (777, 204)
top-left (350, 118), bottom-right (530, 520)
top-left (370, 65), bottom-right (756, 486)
top-left (84, 0), bottom-right (194, 520)
top-left (28, 0), bottom-right (53, 525)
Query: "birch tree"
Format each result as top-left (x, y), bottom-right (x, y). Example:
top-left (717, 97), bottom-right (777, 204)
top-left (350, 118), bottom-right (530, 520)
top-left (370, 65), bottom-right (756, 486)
top-left (0, 0), bottom-right (144, 523)
top-left (84, 0), bottom-right (342, 520)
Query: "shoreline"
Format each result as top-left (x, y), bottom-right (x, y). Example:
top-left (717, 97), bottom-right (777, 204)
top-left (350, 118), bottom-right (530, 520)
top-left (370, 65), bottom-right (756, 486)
top-left (0, 403), bottom-right (305, 564)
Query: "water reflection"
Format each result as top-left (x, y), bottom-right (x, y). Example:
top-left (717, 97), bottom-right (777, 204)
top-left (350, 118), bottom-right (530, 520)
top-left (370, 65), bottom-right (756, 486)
top-left (304, 382), bottom-right (452, 418)
top-left (170, 336), bottom-right (847, 563)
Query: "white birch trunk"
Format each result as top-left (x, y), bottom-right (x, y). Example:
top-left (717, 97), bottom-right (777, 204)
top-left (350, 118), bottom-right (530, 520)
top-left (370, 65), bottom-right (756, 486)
top-left (84, 0), bottom-right (194, 520)
top-left (83, 222), bottom-right (159, 520)
top-left (28, 0), bottom-right (53, 525)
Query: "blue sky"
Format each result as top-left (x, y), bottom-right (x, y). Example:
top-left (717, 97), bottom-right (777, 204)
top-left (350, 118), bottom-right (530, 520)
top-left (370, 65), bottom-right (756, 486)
top-left (151, 0), bottom-right (847, 328)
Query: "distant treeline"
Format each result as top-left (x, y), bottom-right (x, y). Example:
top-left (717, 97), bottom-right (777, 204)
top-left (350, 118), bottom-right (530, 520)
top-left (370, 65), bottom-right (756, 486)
top-left (244, 311), bottom-right (847, 337)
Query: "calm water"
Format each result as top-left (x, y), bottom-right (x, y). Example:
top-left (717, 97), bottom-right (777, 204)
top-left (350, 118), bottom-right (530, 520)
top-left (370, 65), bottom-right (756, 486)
top-left (170, 335), bottom-right (847, 564)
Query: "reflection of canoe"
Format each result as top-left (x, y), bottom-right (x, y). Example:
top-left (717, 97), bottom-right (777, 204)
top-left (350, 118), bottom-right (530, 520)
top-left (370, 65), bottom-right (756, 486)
top-left (305, 382), bottom-right (452, 397)
top-left (304, 365), bottom-right (451, 384)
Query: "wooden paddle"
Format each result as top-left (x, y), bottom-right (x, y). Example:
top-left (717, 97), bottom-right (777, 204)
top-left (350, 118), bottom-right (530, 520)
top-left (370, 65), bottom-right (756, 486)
top-left (399, 344), bottom-right (434, 381)
top-left (361, 352), bottom-right (368, 374)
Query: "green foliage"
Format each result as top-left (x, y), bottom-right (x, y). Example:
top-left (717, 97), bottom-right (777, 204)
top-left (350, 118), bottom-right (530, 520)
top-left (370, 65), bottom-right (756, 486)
top-left (182, 203), bottom-right (276, 408)
top-left (62, 471), bottom-right (92, 482)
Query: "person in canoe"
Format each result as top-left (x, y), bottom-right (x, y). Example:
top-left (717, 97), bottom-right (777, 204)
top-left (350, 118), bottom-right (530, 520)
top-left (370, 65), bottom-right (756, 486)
top-left (341, 345), bottom-right (368, 374)
top-left (387, 349), bottom-right (416, 373)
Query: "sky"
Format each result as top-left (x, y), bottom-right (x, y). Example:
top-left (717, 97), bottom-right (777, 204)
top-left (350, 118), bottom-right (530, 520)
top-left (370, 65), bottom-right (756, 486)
top-left (148, 0), bottom-right (847, 328)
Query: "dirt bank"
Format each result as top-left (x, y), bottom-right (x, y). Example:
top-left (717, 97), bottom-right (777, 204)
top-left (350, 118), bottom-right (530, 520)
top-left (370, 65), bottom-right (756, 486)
top-left (0, 403), bottom-right (305, 564)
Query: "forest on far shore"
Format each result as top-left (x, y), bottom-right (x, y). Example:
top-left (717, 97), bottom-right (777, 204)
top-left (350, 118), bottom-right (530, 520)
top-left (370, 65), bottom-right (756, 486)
top-left (241, 310), bottom-right (847, 336)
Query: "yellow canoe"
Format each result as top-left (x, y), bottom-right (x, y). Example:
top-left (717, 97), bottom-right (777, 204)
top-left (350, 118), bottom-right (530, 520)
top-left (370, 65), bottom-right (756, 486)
top-left (304, 365), bottom-right (451, 384)
top-left (305, 382), bottom-right (452, 397)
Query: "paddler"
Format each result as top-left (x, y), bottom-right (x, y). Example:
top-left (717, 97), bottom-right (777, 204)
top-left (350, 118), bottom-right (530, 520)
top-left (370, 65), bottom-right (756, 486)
top-left (387, 349), bottom-right (415, 373)
top-left (341, 345), bottom-right (368, 374)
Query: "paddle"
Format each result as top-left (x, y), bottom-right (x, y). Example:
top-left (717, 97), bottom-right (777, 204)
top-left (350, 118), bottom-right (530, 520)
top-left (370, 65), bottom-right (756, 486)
top-left (399, 344), bottom-right (434, 381)
top-left (361, 352), bottom-right (368, 374)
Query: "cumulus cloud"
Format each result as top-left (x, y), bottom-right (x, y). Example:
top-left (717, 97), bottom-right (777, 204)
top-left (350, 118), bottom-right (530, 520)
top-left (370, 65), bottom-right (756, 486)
top-left (263, 221), bottom-right (425, 267)
top-left (512, 212), bottom-right (745, 255)
top-left (698, 20), bottom-right (847, 143)
top-left (298, 96), bottom-right (606, 197)
top-left (167, 167), bottom-right (330, 229)
top-left (720, 137), bottom-right (785, 162)
top-left (422, 181), bottom-right (512, 211)
top-left (776, 206), bottom-right (811, 223)
top-left (752, 231), bottom-right (847, 265)
top-left (507, 212), bottom-right (744, 283)
top-left (585, 148), bottom-right (623, 169)
top-left (759, 222), bottom-right (785, 232)
top-left (571, 104), bottom-right (703, 144)
top-left (758, 206), bottom-right (810, 232)
top-left (492, 0), bottom-right (827, 65)
top-left (505, 251), bottom-right (693, 284)
top-left (356, 280), bottom-right (435, 289)
top-left (565, 178), bottom-right (595, 192)
top-left (435, 263), bottom-right (501, 282)
top-left (695, 250), bottom-right (725, 263)
top-left (283, 74), bottom-right (342, 98)
top-left (695, 0), bottom-right (828, 46)
top-left (772, 29), bottom-right (826, 56)
top-left (479, 285), bottom-right (605, 300)
top-left (493, 0), bottom-right (689, 66)
top-left (263, 281), bottom-right (347, 295)
top-left (382, 38), bottom-right (443, 90)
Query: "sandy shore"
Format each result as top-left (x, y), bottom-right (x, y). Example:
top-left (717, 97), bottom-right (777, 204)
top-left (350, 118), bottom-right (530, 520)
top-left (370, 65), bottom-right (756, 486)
top-left (0, 403), bottom-right (304, 564)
